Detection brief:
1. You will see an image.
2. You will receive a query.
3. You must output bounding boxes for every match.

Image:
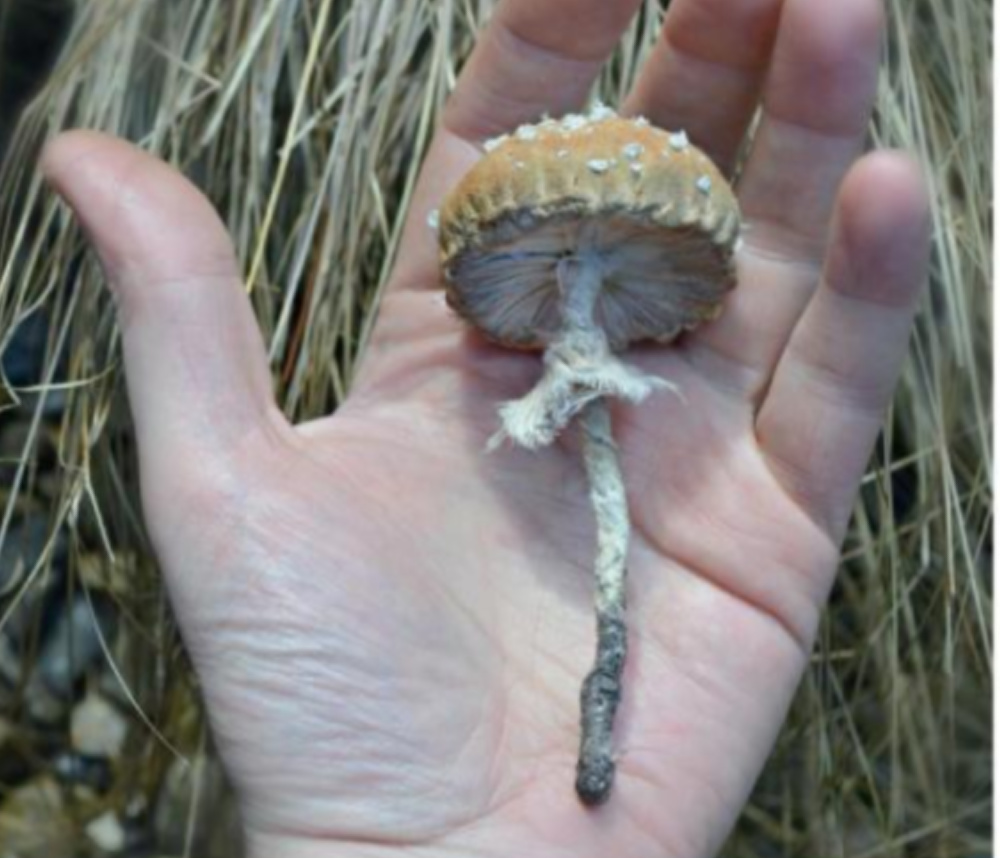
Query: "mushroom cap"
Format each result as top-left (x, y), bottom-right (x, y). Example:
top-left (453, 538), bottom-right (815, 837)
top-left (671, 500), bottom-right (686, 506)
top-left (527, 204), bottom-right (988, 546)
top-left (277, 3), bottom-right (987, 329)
top-left (438, 112), bottom-right (741, 351)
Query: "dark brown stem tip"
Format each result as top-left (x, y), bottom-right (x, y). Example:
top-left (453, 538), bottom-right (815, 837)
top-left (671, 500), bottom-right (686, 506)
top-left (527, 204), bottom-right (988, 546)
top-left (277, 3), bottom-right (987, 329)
top-left (576, 756), bottom-right (616, 806)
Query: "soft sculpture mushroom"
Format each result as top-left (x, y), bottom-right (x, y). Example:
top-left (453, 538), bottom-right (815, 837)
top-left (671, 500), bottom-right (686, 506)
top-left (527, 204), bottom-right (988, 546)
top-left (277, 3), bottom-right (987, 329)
top-left (437, 103), bottom-right (741, 805)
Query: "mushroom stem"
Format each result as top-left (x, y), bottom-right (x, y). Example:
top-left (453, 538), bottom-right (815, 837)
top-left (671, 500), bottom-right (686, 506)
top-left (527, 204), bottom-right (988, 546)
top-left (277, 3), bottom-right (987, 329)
top-left (486, 257), bottom-right (652, 803)
top-left (575, 396), bottom-right (629, 805)
top-left (488, 259), bottom-right (675, 451)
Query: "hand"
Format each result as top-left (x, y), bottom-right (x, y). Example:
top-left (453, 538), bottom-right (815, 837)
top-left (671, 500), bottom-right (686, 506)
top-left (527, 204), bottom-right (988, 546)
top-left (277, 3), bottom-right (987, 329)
top-left (40, 0), bottom-right (929, 856)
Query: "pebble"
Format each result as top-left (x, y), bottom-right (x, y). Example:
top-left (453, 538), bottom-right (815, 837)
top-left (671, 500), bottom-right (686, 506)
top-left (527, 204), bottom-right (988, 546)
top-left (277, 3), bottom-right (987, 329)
top-left (0, 776), bottom-right (76, 856)
top-left (51, 750), bottom-right (114, 794)
top-left (36, 592), bottom-right (117, 702)
top-left (86, 810), bottom-right (126, 852)
top-left (1, 312), bottom-right (49, 387)
top-left (0, 516), bottom-right (61, 598)
top-left (72, 691), bottom-right (128, 756)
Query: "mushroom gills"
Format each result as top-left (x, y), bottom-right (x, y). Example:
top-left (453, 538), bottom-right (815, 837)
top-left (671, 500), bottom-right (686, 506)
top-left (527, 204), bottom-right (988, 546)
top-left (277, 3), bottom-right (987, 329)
top-left (450, 213), bottom-right (729, 350)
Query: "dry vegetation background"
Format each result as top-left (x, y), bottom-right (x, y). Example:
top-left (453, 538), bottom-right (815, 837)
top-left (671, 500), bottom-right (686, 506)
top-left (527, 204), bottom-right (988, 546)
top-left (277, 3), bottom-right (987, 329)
top-left (0, 0), bottom-right (991, 856)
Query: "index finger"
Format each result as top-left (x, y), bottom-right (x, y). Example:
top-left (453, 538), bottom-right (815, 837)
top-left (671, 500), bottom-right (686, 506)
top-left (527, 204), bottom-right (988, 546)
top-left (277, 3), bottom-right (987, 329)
top-left (391, 0), bottom-right (643, 290)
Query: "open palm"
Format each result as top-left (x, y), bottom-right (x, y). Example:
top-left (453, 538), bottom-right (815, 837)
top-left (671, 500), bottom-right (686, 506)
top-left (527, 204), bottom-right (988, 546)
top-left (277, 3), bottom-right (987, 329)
top-left (42, 1), bottom-right (929, 856)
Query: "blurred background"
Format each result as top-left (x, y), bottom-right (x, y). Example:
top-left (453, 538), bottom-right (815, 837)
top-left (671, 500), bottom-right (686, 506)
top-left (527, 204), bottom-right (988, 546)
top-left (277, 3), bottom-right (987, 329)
top-left (0, 1), bottom-right (991, 856)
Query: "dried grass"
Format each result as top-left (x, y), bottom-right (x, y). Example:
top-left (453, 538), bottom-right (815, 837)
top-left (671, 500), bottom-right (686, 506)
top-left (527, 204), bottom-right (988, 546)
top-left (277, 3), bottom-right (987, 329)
top-left (0, 0), bottom-right (990, 855)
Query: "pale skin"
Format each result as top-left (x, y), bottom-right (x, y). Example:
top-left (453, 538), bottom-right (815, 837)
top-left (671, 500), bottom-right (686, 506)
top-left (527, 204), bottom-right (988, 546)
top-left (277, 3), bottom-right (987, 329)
top-left (40, 0), bottom-right (930, 856)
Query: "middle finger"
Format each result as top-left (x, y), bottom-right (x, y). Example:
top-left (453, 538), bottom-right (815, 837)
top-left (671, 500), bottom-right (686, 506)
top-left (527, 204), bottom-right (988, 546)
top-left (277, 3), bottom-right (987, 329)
top-left (623, 0), bottom-right (785, 174)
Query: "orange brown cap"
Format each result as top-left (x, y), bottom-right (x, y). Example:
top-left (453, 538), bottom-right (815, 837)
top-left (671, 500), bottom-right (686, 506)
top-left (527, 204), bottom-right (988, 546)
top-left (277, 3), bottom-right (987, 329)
top-left (437, 106), bottom-right (741, 351)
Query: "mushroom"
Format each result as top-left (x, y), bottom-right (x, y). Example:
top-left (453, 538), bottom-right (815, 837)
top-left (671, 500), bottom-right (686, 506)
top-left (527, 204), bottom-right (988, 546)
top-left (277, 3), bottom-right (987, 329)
top-left (437, 103), bottom-right (741, 805)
